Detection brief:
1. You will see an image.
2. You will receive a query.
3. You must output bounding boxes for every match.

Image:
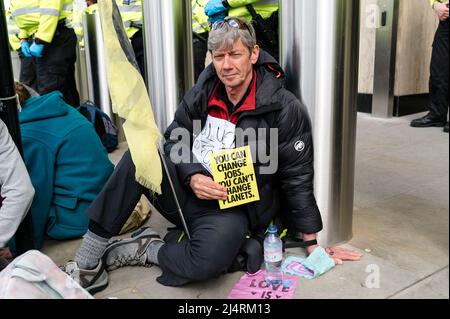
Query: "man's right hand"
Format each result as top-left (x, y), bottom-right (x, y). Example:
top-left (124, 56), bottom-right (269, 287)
top-left (434, 2), bottom-right (449, 21)
top-left (189, 174), bottom-right (228, 201)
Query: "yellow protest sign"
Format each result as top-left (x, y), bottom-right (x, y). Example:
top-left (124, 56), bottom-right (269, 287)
top-left (209, 146), bottom-right (260, 210)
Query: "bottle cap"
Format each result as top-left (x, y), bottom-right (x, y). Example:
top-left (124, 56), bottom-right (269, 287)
top-left (268, 225), bottom-right (278, 233)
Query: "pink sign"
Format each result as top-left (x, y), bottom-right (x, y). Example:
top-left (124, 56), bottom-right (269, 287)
top-left (228, 271), bottom-right (298, 300)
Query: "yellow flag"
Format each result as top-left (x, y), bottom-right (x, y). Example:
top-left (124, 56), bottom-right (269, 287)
top-left (98, 0), bottom-right (162, 194)
top-left (209, 146), bottom-right (260, 209)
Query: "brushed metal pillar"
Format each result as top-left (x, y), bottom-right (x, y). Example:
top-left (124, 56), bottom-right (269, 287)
top-left (281, 0), bottom-right (360, 246)
top-left (9, 51), bottom-right (20, 81)
top-left (83, 11), bottom-right (112, 118)
top-left (142, 0), bottom-right (194, 131)
top-left (372, 0), bottom-right (399, 118)
top-left (74, 46), bottom-right (90, 103)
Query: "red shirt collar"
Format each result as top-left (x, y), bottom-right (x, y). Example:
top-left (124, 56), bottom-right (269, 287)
top-left (207, 71), bottom-right (257, 125)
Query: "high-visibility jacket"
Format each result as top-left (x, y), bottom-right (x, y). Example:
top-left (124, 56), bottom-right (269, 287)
top-left (430, 0), bottom-right (447, 7)
top-left (116, 0), bottom-right (142, 39)
top-left (6, 7), bottom-right (21, 51)
top-left (72, 3), bottom-right (97, 46)
top-left (70, 0), bottom-right (87, 43)
top-left (227, 0), bottom-right (278, 22)
top-left (192, 0), bottom-right (210, 34)
top-left (10, 0), bottom-right (74, 44)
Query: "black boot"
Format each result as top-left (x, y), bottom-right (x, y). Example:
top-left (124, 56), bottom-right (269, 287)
top-left (444, 122), bottom-right (449, 133)
top-left (410, 113), bottom-right (447, 128)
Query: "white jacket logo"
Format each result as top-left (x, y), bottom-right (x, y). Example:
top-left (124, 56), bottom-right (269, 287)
top-left (294, 141), bottom-right (305, 152)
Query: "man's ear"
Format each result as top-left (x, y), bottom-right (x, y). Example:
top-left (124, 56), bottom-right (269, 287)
top-left (251, 45), bottom-right (260, 65)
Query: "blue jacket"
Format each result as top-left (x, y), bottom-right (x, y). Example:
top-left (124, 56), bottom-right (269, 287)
top-left (18, 91), bottom-right (114, 249)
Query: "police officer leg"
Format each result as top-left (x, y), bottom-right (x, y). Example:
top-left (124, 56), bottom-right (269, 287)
top-left (131, 29), bottom-right (145, 78)
top-left (193, 32), bottom-right (209, 81)
top-left (429, 20), bottom-right (449, 119)
top-left (35, 25), bottom-right (79, 106)
top-left (19, 51), bottom-right (37, 91)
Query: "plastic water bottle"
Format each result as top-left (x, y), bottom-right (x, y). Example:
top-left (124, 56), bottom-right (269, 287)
top-left (264, 225), bottom-right (283, 285)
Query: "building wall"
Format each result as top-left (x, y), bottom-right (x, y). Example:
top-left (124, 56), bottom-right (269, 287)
top-left (358, 0), bottom-right (439, 96)
top-left (394, 0), bottom-right (439, 96)
top-left (358, 0), bottom-right (377, 94)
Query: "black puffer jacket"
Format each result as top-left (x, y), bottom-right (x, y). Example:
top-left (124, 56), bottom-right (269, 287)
top-left (164, 50), bottom-right (323, 235)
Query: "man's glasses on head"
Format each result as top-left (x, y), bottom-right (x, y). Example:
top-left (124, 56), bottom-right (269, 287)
top-left (211, 17), bottom-right (255, 38)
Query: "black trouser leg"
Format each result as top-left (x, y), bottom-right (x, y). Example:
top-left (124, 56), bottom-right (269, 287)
top-left (429, 20), bottom-right (449, 118)
top-left (36, 26), bottom-right (79, 107)
top-left (86, 150), bottom-right (187, 236)
top-left (131, 30), bottom-right (145, 79)
top-left (193, 32), bottom-right (208, 82)
top-left (19, 52), bottom-right (37, 91)
top-left (86, 150), bottom-right (249, 286)
top-left (254, 11), bottom-right (279, 62)
top-left (157, 210), bottom-right (248, 286)
top-left (86, 151), bottom-right (154, 236)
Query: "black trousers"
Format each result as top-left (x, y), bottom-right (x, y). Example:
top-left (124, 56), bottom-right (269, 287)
top-left (18, 51), bottom-right (37, 91)
top-left (36, 25), bottom-right (79, 107)
top-left (253, 11), bottom-right (279, 62)
top-left (429, 20), bottom-right (449, 118)
top-left (193, 32), bottom-right (209, 82)
top-left (87, 151), bottom-right (249, 286)
top-left (131, 29), bottom-right (145, 79)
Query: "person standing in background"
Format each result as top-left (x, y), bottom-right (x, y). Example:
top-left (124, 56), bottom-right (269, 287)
top-left (116, 0), bottom-right (145, 77)
top-left (10, 0), bottom-right (80, 107)
top-left (204, 0), bottom-right (279, 61)
top-left (6, 5), bottom-right (37, 91)
top-left (192, 0), bottom-right (210, 81)
top-left (70, 0), bottom-right (87, 45)
top-left (411, 0), bottom-right (449, 133)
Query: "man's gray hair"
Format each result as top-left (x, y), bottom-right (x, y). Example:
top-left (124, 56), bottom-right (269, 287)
top-left (208, 17), bottom-right (257, 53)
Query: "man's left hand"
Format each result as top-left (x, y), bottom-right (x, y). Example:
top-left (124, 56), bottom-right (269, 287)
top-left (325, 246), bottom-right (363, 265)
top-left (30, 41), bottom-right (44, 58)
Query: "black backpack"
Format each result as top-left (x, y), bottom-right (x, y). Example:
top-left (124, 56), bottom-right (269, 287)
top-left (77, 101), bottom-right (119, 153)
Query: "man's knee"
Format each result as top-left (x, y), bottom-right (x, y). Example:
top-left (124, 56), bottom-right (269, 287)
top-left (184, 216), bottom-right (248, 281)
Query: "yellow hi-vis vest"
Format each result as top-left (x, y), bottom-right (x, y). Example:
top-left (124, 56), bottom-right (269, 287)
top-left (6, 7), bottom-right (21, 51)
top-left (430, 0), bottom-right (447, 7)
top-left (192, 0), bottom-right (210, 34)
top-left (227, 0), bottom-right (278, 22)
top-left (10, 0), bottom-right (74, 44)
top-left (71, 3), bottom-right (97, 46)
top-left (116, 0), bottom-right (142, 39)
top-left (70, 0), bottom-right (87, 43)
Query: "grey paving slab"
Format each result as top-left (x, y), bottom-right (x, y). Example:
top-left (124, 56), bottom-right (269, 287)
top-left (92, 245), bottom-right (439, 299)
top-left (351, 196), bottom-right (448, 277)
top-left (390, 266), bottom-right (449, 299)
top-left (285, 246), bottom-right (423, 299)
top-left (95, 266), bottom-right (160, 298)
top-left (100, 288), bottom-right (146, 299)
top-left (41, 238), bottom-right (82, 266)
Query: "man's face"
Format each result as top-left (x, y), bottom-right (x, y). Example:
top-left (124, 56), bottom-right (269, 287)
top-left (86, 0), bottom-right (95, 6)
top-left (212, 39), bottom-right (260, 90)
